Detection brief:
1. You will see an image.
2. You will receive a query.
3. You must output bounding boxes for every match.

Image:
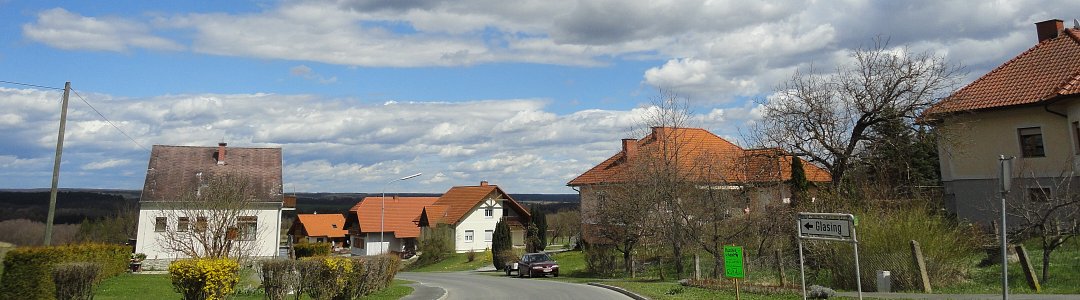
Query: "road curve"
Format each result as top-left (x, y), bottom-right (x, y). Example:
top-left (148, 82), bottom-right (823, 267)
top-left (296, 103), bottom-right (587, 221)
top-left (397, 271), bottom-right (633, 300)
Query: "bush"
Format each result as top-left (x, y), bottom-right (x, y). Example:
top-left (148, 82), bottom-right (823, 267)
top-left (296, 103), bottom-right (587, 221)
top-left (52, 262), bottom-right (101, 300)
top-left (291, 255), bottom-right (400, 300)
top-left (294, 242), bottom-right (332, 258)
top-left (584, 243), bottom-right (617, 277)
top-left (258, 259), bottom-right (297, 300)
top-left (806, 201), bottom-right (982, 291)
top-left (412, 225), bottom-right (453, 269)
top-left (0, 243), bottom-right (129, 300)
top-left (466, 249), bottom-right (478, 262)
top-left (168, 258), bottom-right (240, 300)
top-left (300, 256), bottom-right (353, 300)
top-left (491, 220), bottom-right (512, 270)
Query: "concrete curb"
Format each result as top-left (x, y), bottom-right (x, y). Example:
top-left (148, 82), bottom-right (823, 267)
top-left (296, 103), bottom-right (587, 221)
top-left (588, 282), bottom-right (650, 300)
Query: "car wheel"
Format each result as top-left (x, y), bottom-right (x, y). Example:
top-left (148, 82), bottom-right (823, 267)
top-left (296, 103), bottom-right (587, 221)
top-left (517, 268), bottom-right (524, 278)
top-left (553, 271), bottom-right (559, 277)
top-left (505, 268), bottom-right (511, 276)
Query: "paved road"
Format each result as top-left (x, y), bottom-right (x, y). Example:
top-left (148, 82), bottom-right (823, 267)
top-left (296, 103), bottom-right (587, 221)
top-left (397, 272), bottom-right (632, 300)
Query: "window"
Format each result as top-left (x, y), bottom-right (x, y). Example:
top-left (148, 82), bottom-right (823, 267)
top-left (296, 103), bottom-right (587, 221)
top-left (195, 217), bottom-right (208, 232)
top-left (238, 216), bottom-right (257, 241)
top-left (354, 237), bottom-right (365, 249)
top-left (154, 217), bottom-right (167, 232)
top-left (1018, 127), bottom-right (1045, 157)
top-left (484, 207), bottom-right (494, 218)
top-left (332, 224), bottom-right (338, 229)
top-left (1074, 122), bottom-right (1080, 154)
top-left (464, 230), bottom-right (474, 242)
top-left (1028, 187), bottom-right (1051, 202)
top-left (317, 238), bottom-right (325, 243)
top-left (485, 230), bottom-right (494, 242)
top-left (177, 217), bottom-right (189, 232)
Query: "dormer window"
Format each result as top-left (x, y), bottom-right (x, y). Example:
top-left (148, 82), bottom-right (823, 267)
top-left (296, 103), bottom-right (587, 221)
top-left (332, 224), bottom-right (338, 229)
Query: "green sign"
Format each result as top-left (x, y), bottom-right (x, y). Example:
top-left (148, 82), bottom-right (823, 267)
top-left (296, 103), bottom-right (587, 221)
top-left (723, 245), bottom-right (744, 278)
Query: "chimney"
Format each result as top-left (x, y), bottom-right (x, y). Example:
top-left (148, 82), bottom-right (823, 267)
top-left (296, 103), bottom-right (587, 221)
top-left (480, 181), bottom-right (488, 186)
top-left (216, 142), bottom-right (227, 165)
top-left (1036, 19), bottom-right (1064, 43)
top-left (622, 138), bottom-right (638, 159)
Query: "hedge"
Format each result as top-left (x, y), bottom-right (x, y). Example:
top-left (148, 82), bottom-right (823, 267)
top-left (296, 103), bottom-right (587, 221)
top-left (0, 243), bottom-right (129, 300)
top-left (267, 255), bottom-right (401, 300)
top-left (169, 258), bottom-right (240, 300)
top-left (294, 242), bottom-right (332, 258)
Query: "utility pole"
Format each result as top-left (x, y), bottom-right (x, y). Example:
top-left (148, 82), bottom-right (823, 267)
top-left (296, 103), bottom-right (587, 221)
top-left (44, 81), bottom-right (70, 246)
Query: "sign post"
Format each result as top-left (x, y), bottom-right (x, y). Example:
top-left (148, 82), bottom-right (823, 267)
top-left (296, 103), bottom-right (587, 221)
top-left (724, 245), bottom-right (744, 300)
top-left (797, 213), bottom-right (861, 300)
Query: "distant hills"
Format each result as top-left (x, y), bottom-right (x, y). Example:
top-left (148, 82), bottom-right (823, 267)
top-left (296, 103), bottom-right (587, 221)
top-left (0, 189), bottom-right (579, 224)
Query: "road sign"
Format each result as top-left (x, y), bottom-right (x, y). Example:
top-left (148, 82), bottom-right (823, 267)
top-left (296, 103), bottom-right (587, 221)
top-left (798, 213), bottom-right (854, 241)
top-left (723, 245), bottom-right (744, 279)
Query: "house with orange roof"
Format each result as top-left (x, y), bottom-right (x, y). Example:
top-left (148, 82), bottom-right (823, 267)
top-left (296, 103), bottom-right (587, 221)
top-left (416, 181), bottom-right (532, 253)
top-left (345, 195), bottom-right (439, 256)
top-left (922, 19), bottom-right (1080, 222)
top-left (288, 213), bottom-right (349, 249)
top-left (567, 126), bottom-right (831, 244)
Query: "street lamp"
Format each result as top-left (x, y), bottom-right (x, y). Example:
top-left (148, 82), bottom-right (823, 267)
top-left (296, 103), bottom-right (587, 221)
top-left (381, 172), bottom-right (422, 255)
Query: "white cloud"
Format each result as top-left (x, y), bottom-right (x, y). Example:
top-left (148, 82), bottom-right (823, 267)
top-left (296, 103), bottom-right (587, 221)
top-left (0, 87), bottom-right (758, 192)
top-left (22, 8), bottom-right (182, 52)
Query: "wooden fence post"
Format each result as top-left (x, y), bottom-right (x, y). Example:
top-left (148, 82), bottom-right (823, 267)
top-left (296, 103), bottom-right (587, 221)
top-left (910, 240), bottom-right (932, 293)
top-left (1015, 244), bottom-right (1042, 292)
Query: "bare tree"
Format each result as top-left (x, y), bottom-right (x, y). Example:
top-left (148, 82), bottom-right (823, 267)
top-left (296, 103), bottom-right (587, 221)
top-left (546, 210), bottom-right (581, 246)
top-left (1009, 169), bottom-right (1080, 283)
top-left (154, 174), bottom-right (266, 260)
top-left (679, 152), bottom-right (755, 278)
top-left (753, 38), bottom-right (963, 186)
top-left (588, 183), bottom-right (655, 274)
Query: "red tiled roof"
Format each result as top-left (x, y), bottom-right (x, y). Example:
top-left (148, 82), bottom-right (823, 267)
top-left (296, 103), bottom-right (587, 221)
top-left (141, 144), bottom-right (283, 202)
top-left (414, 205), bottom-right (450, 225)
top-left (349, 196), bottom-right (439, 238)
top-left (422, 183), bottom-right (530, 226)
top-left (294, 214), bottom-right (348, 238)
top-left (567, 127), bottom-right (831, 186)
top-left (924, 28), bottom-right (1080, 117)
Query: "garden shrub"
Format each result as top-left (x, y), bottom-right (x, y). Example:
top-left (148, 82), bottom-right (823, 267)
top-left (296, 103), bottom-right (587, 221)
top-left (335, 257), bottom-right (368, 300)
top-left (300, 256), bottom-right (353, 300)
top-left (52, 262), bottom-right (101, 300)
top-left (806, 201), bottom-right (983, 291)
top-left (412, 225), bottom-right (453, 269)
top-left (584, 243), bottom-right (617, 277)
top-left (294, 242), bottom-right (332, 258)
top-left (0, 243), bottom-right (128, 300)
top-left (491, 220), bottom-right (512, 270)
top-left (168, 258), bottom-right (240, 300)
top-left (258, 259), bottom-right (297, 300)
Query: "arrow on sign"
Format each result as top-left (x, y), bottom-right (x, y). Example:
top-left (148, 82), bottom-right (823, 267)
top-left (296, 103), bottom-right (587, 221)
top-left (804, 222), bottom-right (813, 230)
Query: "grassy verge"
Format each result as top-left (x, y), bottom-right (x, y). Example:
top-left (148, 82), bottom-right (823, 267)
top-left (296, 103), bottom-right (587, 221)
top-left (405, 251), bottom-right (493, 272)
top-left (936, 238), bottom-right (1080, 294)
top-left (0, 241), bottom-right (12, 277)
top-left (95, 273), bottom-right (415, 299)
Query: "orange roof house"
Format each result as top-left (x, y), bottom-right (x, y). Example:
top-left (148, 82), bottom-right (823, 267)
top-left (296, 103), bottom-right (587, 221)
top-left (344, 196), bottom-right (438, 256)
top-left (922, 19), bottom-right (1080, 223)
top-left (568, 127), bottom-right (831, 186)
top-left (417, 181), bottom-right (532, 253)
top-left (289, 214), bottom-right (348, 241)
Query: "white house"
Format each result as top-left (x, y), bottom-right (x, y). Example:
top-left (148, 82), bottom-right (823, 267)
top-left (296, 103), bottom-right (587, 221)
top-left (345, 196), bottom-right (439, 256)
top-left (135, 143), bottom-right (285, 263)
top-left (417, 181), bottom-right (531, 253)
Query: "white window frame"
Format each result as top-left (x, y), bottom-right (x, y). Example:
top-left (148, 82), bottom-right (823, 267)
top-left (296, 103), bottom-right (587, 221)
top-left (484, 207), bottom-right (494, 218)
top-left (464, 230), bottom-right (474, 243)
top-left (484, 230), bottom-right (494, 242)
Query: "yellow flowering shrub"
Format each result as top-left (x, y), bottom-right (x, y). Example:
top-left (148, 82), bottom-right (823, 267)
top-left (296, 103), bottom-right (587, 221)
top-left (169, 258), bottom-right (239, 300)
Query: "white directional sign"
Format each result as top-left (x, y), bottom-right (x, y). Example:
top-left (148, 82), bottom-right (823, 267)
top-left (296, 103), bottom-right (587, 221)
top-left (798, 213), bottom-right (855, 241)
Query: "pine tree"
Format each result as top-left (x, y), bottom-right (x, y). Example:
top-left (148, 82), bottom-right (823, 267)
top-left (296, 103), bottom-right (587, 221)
top-left (530, 206), bottom-right (548, 251)
top-left (789, 156), bottom-right (810, 207)
top-left (491, 220), bottom-right (512, 270)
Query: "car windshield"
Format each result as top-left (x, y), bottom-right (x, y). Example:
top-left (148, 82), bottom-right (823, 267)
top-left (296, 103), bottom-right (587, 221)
top-left (526, 254), bottom-right (552, 262)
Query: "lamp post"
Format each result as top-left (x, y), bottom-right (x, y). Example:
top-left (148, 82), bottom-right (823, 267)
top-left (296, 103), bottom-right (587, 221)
top-left (381, 172), bottom-right (422, 255)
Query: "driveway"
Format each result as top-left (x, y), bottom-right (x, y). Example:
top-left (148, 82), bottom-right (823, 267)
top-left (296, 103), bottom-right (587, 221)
top-left (397, 272), bottom-right (633, 300)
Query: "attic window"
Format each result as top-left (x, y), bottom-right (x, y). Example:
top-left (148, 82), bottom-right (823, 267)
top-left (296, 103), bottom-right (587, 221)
top-left (332, 224), bottom-right (338, 229)
top-left (1018, 127), bottom-right (1045, 157)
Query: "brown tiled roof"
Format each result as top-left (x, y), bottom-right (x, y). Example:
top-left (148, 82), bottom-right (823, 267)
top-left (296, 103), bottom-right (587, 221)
top-left (349, 196), bottom-right (439, 238)
top-left (422, 183), bottom-right (531, 227)
top-left (567, 127), bottom-right (831, 186)
top-left (924, 28), bottom-right (1080, 117)
top-left (293, 214), bottom-right (348, 238)
top-left (140, 144), bottom-right (283, 202)
top-left (414, 205), bottom-right (449, 225)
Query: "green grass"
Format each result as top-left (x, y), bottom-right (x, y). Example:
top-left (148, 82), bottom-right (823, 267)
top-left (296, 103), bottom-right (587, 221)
top-left (405, 251), bottom-right (493, 272)
top-left (605, 280), bottom-right (801, 300)
top-left (936, 238), bottom-right (1080, 295)
top-left (94, 273), bottom-right (415, 299)
top-left (0, 241), bottom-right (12, 278)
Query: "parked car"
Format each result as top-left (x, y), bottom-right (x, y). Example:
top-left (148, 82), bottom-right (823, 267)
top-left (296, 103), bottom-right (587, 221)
top-left (511, 252), bottom-right (559, 278)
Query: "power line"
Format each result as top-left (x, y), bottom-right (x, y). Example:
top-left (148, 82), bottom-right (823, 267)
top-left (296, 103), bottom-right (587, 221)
top-left (70, 89), bottom-right (150, 151)
top-left (0, 80), bottom-right (65, 90)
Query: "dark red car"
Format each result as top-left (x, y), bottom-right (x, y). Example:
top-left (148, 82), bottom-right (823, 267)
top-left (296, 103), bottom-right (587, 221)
top-left (512, 252), bottom-right (559, 278)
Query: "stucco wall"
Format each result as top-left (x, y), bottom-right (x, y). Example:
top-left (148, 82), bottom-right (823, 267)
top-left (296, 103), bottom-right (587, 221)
top-left (135, 206), bottom-right (282, 260)
top-left (453, 199), bottom-right (504, 253)
top-left (938, 106), bottom-right (1075, 181)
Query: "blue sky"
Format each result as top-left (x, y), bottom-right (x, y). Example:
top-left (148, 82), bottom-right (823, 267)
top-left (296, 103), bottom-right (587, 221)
top-left (1, 1), bottom-right (1076, 193)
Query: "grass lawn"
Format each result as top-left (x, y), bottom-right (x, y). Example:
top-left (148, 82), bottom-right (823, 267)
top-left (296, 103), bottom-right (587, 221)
top-left (94, 273), bottom-right (415, 299)
top-left (0, 241), bottom-right (13, 278)
top-left (936, 238), bottom-right (1080, 295)
top-left (405, 251), bottom-right (493, 272)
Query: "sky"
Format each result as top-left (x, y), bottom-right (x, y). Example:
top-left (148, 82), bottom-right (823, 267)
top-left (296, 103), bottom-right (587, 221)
top-left (1, 1), bottom-right (1076, 194)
